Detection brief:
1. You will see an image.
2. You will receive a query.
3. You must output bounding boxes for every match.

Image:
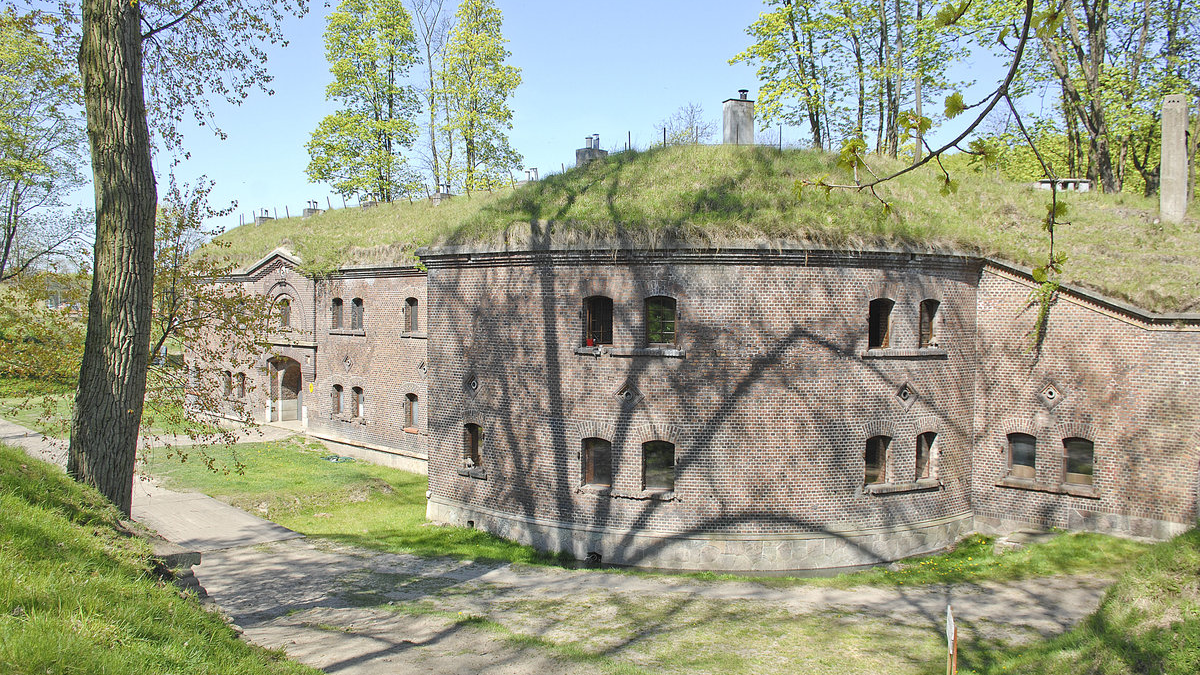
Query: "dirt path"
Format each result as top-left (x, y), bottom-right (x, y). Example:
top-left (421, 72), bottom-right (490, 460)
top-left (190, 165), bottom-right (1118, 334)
top-left (196, 537), bottom-right (1111, 675)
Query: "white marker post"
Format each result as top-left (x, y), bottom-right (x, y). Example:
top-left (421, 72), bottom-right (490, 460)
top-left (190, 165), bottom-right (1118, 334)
top-left (946, 604), bottom-right (958, 675)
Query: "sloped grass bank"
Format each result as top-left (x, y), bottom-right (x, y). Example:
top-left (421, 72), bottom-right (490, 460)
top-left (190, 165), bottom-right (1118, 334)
top-left (962, 528), bottom-right (1200, 675)
top-left (0, 443), bottom-right (316, 675)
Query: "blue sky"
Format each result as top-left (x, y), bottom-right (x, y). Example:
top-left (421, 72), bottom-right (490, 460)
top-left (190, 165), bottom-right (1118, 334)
top-left (131, 0), bottom-right (1008, 233)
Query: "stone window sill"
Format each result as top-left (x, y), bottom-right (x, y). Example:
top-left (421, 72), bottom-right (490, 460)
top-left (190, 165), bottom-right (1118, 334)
top-left (860, 347), bottom-right (948, 360)
top-left (457, 466), bottom-right (487, 479)
top-left (997, 476), bottom-right (1099, 499)
top-left (330, 329), bottom-right (366, 337)
top-left (573, 346), bottom-right (685, 358)
top-left (403, 427), bottom-right (419, 434)
top-left (865, 478), bottom-right (942, 495)
top-left (401, 332), bottom-right (427, 340)
top-left (575, 485), bottom-right (675, 501)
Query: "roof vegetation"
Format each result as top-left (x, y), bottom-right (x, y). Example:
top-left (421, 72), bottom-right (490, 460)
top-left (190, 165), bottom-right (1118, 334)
top-left (213, 145), bottom-right (1200, 313)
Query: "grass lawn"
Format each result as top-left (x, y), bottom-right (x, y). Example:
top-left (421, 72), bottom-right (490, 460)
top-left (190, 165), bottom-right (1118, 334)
top-left (0, 442), bottom-right (318, 675)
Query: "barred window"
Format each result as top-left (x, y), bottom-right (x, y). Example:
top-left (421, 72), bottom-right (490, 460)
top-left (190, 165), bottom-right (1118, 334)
top-left (351, 298), bottom-right (364, 330)
top-left (584, 296), bottom-right (613, 346)
top-left (645, 296), bottom-right (677, 345)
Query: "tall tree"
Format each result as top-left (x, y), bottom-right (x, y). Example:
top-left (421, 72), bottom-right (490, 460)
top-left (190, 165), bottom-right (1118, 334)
top-left (440, 0), bottom-right (521, 191)
top-left (307, 0), bottom-right (421, 202)
top-left (0, 10), bottom-right (87, 280)
top-left (408, 0), bottom-right (451, 191)
top-left (69, 0), bottom-right (306, 516)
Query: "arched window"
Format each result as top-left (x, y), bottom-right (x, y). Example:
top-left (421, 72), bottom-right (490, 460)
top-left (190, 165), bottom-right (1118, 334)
top-left (1008, 433), bottom-right (1037, 479)
top-left (868, 298), bottom-right (893, 349)
top-left (582, 438), bottom-right (612, 487)
top-left (222, 371), bottom-right (233, 398)
top-left (277, 297), bottom-right (292, 329)
top-left (351, 386), bottom-right (364, 418)
top-left (645, 296), bottom-right (677, 345)
top-left (351, 298), bottom-right (364, 330)
top-left (919, 299), bottom-right (940, 348)
top-left (1063, 437), bottom-right (1094, 485)
top-left (331, 298), bottom-right (344, 329)
top-left (916, 432), bottom-right (936, 480)
top-left (404, 393), bottom-right (419, 429)
top-left (405, 297), bottom-right (419, 332)
top-left (865, 435), bottom-right (889, 484)
top-left (583, 295), bottom-right (613, 346)
top-left (642, 440), bottom-right (675, 490)
top-left (464, 423), bottom-right (482, 467)
top-left (332, 385), bottom-right (343, 415)
top-left (236, 372), bottom-right (246, 398)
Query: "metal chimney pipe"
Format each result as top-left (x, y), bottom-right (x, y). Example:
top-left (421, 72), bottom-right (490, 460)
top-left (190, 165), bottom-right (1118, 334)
top-left (593, 133), bottom-right (600, 148)
top-left (739, 89), bottom-right (748, 100)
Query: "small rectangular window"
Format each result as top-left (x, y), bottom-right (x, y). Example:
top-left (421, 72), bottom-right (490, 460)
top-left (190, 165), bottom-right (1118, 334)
top-left (583, 438), bottom-right (612, 487)
top-left (919, 299), bottom-right (940, 348)
top-left (916, 432), bottom-right (935, 480)
top-left (642, 440), bottom-right (675, 490)
top-left (464, 423), bottom-right (482, 467)
top-left (351, 298), bottom-right (364, 330)
top-left (405, 297), bottom-right (419, 332)
top-left (646, 296), bottom-right (677, 345)
top-left (584, 296), bottom-right (613, 346)
top-left (868, 299), bottom-right (893, 349)
top-left (405, 393), bottom-right (419, 429)
top-left (332, 385), bottom-right (343, 415)
top-left (865, 435), bottom-right (889, 485)
top-left (352, 386), bottom-right (364, 418)
top-left (222, 371), bottom-right (233, 398)
top-left (331, 298), bottom-right (344, 329)
top-left (236, 372), bottom-right (246, 398)
top-left (1008, 433), bottom-right (1036, 479)
top-left (1063, 438), bottom-right (1094, 485)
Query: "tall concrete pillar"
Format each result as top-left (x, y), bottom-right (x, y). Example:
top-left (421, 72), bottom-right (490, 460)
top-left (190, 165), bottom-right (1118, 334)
top-left (1161, 94), bottom-right (1189, 223)
top-left (723, 90), bottom-right (754, 145)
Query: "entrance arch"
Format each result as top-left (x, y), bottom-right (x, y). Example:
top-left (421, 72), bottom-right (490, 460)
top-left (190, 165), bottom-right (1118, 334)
top-left (268, 356), bottom-right (302, 422)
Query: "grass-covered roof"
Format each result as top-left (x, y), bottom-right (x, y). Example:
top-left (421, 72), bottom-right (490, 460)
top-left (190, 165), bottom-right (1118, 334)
top-left (213, 145), bottom-right (1200, 313)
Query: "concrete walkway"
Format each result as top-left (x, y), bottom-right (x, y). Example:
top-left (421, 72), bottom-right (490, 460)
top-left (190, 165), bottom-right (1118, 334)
top-left (1, 417), bottom-right (302, 554)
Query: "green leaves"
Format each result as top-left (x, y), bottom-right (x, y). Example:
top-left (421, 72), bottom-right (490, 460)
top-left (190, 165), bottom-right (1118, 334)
top-left (836, 137), bottom-right (869, 175)
top-left (1044, 199), bottom-right (1068, 231)
top-left (944, 92), bottom-right (966, 119)
top-left (934, 1), bottom-right (971, 28)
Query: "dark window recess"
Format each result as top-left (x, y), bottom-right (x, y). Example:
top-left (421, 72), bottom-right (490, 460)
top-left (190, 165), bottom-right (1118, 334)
top-left (865, 435), bottom-right (889, 484)
top-left (222, 371), bottom-right (232, 397)
top-left (405, 297), bottom-right (419, 332)
top-left (464, 423), bottom-right (482, 467)
top-left (645, 296), bottom-right (677, 345)
top-left (584, 296), bottom-right (613, 346)
top-left (351, 386), bottom-right (364, 418)
top-left (236, 372), bottom-right (246, 398)
top-left (868, 298), bottom-right (893, 349)
top-left (331, 298), bottom-right (344, 329)
top-left (916, 431), bottom-right (936, 480)
top-left (1063, 437), bottom-right (1094, 486)
top-left (332, 385), bottom-right (343, 415)
top-left (919, 299), bottom-right (940, 348)
top-left (351, 298), bottom-right (364, 330)
top-left (582, 437), bottom-right (612, 487)
top-left (405, 393), bottom-right (419, 428)
top-left (642, 440), bottom-right (675, 490)
top-left (1008, 433), bottom-right (1037, 479)
top-left (277, 297), bottom-right (291, 329)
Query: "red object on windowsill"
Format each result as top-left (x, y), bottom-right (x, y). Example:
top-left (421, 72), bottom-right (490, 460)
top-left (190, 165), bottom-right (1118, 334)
top-left (586, 338), bottom-right (595, 347)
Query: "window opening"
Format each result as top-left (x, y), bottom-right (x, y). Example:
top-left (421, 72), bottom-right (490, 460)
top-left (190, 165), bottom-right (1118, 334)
top-left (351, 298), bottom-right (364, 330)
top-left (404, 393), bottom-right (419, 429)
top-left (332, 385), bottom-right (343, 415)
top-left (222, 371), bottom-right (232, 398)
top-left (865, 435), bottom-right (889, 484)
top-left (464, 423), bottom-right (482, 467)
top-left (351, 386), bottom-right (364, 418)
top-left (916, 432), bottom-right (936, 480)
top-left (646, 296), bottom-right (677, 345)
top-left (236, 372), bottom-right (246, 398)
top-left (277, 297), bottom-right (291, 329)
top-left (868, 298), bottom-right (893, 349)
top-left (919, 299), bottom-right (940, 348)
top-left (642, 440), bottom-right (675, 490)
top-left (584, 296), bottom-right (613, 346)
top-left (1008, 433), bottom-right (1037, 479)
top-left (405, 297), bottom-right (419, 332)
top-left (582, 438), bottom-right (612, 487)
top-left (331, 298), bottom-right (344, 329)
top-left (1063, 437), bottom-right (1094, 485)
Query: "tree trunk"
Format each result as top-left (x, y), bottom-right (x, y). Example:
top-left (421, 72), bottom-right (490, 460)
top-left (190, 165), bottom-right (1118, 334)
top-left (69, 0), bottom-right (157, 517)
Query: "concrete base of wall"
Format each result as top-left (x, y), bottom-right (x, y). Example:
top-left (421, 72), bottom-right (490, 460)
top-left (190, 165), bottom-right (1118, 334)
top-left (975, 511), bottom-right (1192, 541)
top-left (427, 496), bottom-right (974, 571)
top-left (308, 431), bottom-right (428, 475)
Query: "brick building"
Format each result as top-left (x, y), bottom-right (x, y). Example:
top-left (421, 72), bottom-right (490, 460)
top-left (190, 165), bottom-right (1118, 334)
top-left (211, 242), bottom-right (1200, 572)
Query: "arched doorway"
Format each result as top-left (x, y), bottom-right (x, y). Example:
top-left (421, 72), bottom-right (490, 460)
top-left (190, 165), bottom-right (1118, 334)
top-left (268, 356), bottom-right (302, 422)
